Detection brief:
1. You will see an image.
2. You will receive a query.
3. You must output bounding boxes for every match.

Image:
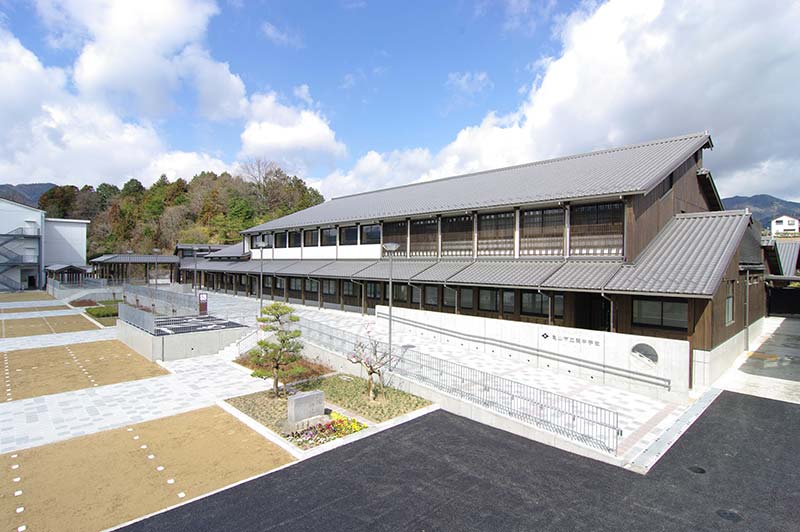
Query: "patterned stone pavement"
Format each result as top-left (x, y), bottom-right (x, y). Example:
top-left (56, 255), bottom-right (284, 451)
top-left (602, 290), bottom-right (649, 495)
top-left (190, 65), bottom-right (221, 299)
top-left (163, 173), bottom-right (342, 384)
top-left (0, 327), bottom-right (117, 352)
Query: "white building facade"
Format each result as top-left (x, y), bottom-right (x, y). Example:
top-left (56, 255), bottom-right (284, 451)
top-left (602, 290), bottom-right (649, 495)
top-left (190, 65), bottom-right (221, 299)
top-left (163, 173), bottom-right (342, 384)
top-left (771, 215), bottom-right (799, 237)
top-left (0, 197), bottom-right (89, 291)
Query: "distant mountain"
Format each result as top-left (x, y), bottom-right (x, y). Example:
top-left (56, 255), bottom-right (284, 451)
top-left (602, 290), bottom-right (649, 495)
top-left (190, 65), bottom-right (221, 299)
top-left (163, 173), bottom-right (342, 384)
top-left (0, 183), bottom-right (56, 208)
top-left (722, 194), bottom-right (800, 227)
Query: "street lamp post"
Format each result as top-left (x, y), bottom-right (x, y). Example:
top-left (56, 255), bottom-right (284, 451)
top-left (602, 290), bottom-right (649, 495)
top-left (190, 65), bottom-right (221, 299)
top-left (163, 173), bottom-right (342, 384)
top-left (382, 242), bottom-right (401, 358)
top-left (126, 249), bottom-right (133, 284)
top-left (257, 242), bottom-right (266, 310)
top-left (193, 245), bottom-right (199, 296)
top-left (152, 248), bottom-right (160, 287)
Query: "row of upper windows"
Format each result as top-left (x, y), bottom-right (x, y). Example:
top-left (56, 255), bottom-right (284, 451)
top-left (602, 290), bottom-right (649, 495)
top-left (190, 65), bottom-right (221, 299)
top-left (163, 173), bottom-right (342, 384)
top-left (249, 202), bottom-right (624, 251)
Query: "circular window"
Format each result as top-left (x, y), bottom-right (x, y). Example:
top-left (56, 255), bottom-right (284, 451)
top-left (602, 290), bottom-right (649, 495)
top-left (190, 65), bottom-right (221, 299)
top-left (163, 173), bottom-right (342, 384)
top-left (632, 343), bottom-right (658, 365)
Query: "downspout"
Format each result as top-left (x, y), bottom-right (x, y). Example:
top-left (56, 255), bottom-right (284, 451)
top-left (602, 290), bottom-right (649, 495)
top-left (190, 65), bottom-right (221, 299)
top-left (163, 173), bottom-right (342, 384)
top-left (351, 278), bottom-right (366, 315)
top-left (745, 270), bottom-right (750, 351)
top-left (600, 289), bottom-right (615, 332)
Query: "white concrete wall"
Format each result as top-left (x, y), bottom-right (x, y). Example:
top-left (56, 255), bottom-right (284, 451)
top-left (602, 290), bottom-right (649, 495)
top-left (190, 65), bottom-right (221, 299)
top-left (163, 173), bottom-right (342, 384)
top-left (692, 316), bottom-right (765, 390)
top-left (117, 320), bottom-right (249, 361)
top-left (257, 243), bottom-right (382, 261)
top-left (376, 305), bottom-right (690, 402)
top-left (44, 219), bottom-right (88, 265)
top-left (0, 198), bottom-right (44, 289)
top-left (0, 198), bottom-right (43, 234)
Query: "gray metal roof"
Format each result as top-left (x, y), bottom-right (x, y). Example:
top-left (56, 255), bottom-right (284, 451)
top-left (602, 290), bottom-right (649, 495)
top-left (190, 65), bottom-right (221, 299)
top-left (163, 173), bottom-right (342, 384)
top-left (412, 261), bottom-right (473, 282)
top-left (541, 261), bottom-right (622, 290)
top-left (90, 254), bottom-right (179, 264)
top-left (277, 260), bottom-right (334, 276)
top-left (776, 241), bottom-right (800, 276)
top-left (243, 132), bottom-right (711, 233)
top-left (605, 211), bottom-right (752, 297)
top-left (207, 243), bottom-right (248, 259)
top-left (306, 260), bottom-right (376, 278)
top-left (353, 260), bottom-right (437, 281)
top-left (45, 264), bottom-right (90, 272)
top-left (448, 260), bottom-right (563, 288)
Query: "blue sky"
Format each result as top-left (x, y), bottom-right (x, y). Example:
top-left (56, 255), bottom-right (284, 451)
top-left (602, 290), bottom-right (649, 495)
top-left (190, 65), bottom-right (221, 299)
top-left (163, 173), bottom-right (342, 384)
top-left (1, 1), bottom-right (798, 200)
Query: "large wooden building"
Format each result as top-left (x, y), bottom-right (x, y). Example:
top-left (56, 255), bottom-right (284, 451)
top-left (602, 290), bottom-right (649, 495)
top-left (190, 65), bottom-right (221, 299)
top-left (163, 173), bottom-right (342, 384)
top-left (177, 132), bottom-right (771, 388)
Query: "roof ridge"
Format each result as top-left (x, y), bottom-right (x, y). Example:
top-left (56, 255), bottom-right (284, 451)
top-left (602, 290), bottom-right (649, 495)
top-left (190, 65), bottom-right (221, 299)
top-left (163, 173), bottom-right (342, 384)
top-left (329, 132), bottom-right (710, 202)
top-left (675, 209), bottom-right (750, 219)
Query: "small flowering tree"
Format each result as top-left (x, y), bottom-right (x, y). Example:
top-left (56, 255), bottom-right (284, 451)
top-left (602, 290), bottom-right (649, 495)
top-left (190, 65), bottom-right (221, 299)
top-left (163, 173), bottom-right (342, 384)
top-left (253, 302), bottom-right (302, 398)
top-left (348, 326), bottom-right (393, 401)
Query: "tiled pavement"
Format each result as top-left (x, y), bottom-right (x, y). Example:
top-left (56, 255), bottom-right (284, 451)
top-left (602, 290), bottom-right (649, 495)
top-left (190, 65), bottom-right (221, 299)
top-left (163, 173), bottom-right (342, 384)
top-left (0, 354), bottom-right (269, 453)
top-left (0, 327), bottom-right (117, 352)
top-left (0, 300), bottom-right (64, 310)
top-left (0, 308), bottom-right (85, 319)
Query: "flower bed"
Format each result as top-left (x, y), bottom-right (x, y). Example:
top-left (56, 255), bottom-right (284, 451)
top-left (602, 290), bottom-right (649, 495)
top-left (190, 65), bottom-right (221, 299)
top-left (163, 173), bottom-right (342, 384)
top-left (285, 412), bottom-right (367, 450)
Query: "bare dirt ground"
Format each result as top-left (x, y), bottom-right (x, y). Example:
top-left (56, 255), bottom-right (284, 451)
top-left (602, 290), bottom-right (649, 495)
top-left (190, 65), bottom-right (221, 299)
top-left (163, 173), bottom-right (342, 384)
top-left (0, 314), bottom-right (98, 338)
top-left (0, 292), bottom-right (54, 303)
top-left (0, 406), bottom-right (295, 532)
top-left (0, 305), bottom-right (70, 314)
top-left (2, 340), bottom-right (169, 401)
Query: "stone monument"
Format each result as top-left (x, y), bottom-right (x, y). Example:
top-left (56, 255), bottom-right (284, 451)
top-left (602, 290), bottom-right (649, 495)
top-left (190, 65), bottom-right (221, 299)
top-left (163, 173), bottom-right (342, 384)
top-left (284, 390), bottom-right (328, 431)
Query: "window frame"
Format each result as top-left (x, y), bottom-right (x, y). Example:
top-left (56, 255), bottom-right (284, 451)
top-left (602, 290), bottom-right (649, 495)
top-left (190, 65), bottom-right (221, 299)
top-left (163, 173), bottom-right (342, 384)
top-left (725, 281), bottom-right (735, 325)
top-left (322, 279), bottom-right (336, 296)
top-left (366, 281), bottom-right (382, 300)
top-left (289, 278), bottom-right (303, 292)
top-left (342, 280), bottom-right (355, 297)
top-left (443, 287), bottom-right (457, 308)
top-left (632, 297), bottom-right (689, 331)
top-left (339, 225), bottom-right (359, 246)
top-left (288, 231), bottom-right (302, 248)
top-left (304, 229), bottom-right (319, 247)
top-left (459, 288), bottom-right (474, 309)
top-left (478, 288), bottom-right (498, 312)
top-left (321, 228), bottom-right (337, 246)
top-left (360, 224), bottom-right (382, 245)
top-left (274, 231), bottom-right (288, 248)
top-left (424, 285), bottom-right (439, 307)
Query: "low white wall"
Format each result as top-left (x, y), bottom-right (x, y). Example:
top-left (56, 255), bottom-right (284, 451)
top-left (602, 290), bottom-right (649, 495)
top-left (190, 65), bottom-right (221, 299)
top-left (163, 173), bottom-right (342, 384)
top-left (47, 283), bottom-right (122, 302)
top-left (117, 320), bottom-right (249, 361)
top-left (692, 316), bottom-right (765, 390)
top-left (376, 306), bottom-right (690, 402)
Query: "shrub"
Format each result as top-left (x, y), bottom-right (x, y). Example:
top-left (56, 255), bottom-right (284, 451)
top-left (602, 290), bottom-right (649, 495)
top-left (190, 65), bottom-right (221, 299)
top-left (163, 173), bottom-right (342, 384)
top-left (86, 305), bottom-right (118, 318)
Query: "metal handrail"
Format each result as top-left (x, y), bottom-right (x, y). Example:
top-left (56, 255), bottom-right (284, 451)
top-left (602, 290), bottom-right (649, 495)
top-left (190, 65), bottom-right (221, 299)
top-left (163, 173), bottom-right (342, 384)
top-left (295, 315), bottom-right (621, 454)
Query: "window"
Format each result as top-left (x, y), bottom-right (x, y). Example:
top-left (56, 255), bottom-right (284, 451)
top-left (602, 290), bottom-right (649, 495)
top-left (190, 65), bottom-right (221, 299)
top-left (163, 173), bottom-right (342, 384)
top-left (263, 234), bottom-right (274, 248)
top-left (409, 218), bottom-right (438, 257)
top-left (288, 231), bottom-right (301, 248)
top-left (289, 278), bottom-right (303, 292)
top-left (521, 292), bottom-right (564, 317)
top-left (366, 282), bottom-right (381, 299)
top-left (520, 208), bottom-right (564, 256)
top-left (275, 277), bottom-right (285, 290)
top-left (249, 235), bottom-right (259, 249)
top-left (304, 229), bottom-right (319, 247)
top-left (775, 220), bottom-right (784, 225)
top-left (569, 202), bottom-right (624, 256)
top-left (502, 290), bottom-right (515, 314)
top-left (725, 281), bottom-right (735, 325)
top-left (360, 224), bottom-right (381, 245)
top-left (424, 286), bottom-right (439, 306)
top-left (340, 226), bottom-right (358, 245)
top-left (460, 288), bottom-right (474, 309)
top-left (321, 228), bottom-right (337, 246)
top-left (342, 281), bottom-right (355, 297)
top-left (633, 298), bottom-right (688, 330)
top-left (411, 286), bottom-right (421, 304)
top-left (478, 211), bottom-right (515, 256)
top-left (479, 288), bottom-right (498, 312)
top-left (382, 221), bottom-right (408, 255)
top-left (392, 283), bottom-right (408, 302)
top-left (443, 287), bottom-right (457, 307)
top-left (441, 215), bottom-right (473, 257)
top-left (275, 232), bottom-right (288, 248)
top-left (305, 279), bottom-right (318, 293)
top-left (322, 279), bottom-right (336, 296)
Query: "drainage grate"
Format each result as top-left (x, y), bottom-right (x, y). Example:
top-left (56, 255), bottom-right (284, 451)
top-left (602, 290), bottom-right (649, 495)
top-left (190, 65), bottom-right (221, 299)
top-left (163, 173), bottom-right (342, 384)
top-left (716, 509), bottom-right (743, 522)
top-left (687, 466), bottom-right (707, 474)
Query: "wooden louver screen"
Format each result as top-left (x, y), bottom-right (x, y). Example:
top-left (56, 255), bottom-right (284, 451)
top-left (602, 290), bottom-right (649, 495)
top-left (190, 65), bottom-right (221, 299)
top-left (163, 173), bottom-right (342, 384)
top-left (569, 202), bottom-right (624, 256)
top-left (441, 215), bottom-right (473, 257)
top-left (520, 208), bottom-right (564, 256)
top-left (382, 221), bottom-right (407, 255)
top-left (477, 212), bottom-right (514, 256)
top-left (410, 218), bottom-right (438, 257)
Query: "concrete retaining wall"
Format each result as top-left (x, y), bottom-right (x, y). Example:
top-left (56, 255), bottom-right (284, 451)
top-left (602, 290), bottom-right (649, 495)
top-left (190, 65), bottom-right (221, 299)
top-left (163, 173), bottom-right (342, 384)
top-left (692, 317), bottom-right (765, 390)
top-left (117, 320), bottom-right (249, 362)
top-left (299, 340), bottom-right (627, 467)
top-left (376, 306), bottom-right (690, 402)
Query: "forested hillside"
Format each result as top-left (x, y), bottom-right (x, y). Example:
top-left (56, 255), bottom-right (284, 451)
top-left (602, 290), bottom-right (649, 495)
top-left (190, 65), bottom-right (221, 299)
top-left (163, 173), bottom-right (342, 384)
top-left (36, 162), bottom-right (323, 258)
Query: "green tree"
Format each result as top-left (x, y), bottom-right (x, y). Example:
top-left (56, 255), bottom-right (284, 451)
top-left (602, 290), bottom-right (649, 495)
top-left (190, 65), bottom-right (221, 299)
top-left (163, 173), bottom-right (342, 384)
top-left (253, 302), bottom-right (303, 398)
top-left (121, 178), bottom-right (145, 197)
top-left (38, 185), bottom-right (78, 218)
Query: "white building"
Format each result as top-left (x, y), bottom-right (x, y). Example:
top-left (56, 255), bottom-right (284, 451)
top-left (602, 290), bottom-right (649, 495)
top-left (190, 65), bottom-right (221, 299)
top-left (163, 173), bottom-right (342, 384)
top-left (771, 215), bottom-right (799, 237)
top-left (0, 197), bottom-right (89, 291)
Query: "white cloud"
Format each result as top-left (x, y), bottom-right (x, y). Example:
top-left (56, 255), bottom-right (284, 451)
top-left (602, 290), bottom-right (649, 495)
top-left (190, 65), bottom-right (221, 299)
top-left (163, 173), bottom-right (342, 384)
top-left (340, 72), bottom-right (358, 90)
top-left (446, 71), bottom-right (493, 95)
top-left (240, 92), bottom-right (346, 166)
top-left (137, 151), bottom-right (229, 183)
top-left (262, 21), bottom-right (302, 48)
top-left (324, 0), bottom-right (800, 201)
top-left (293, 84), bottom-right (314, 106)
top-left (177, 45), bottom-right (248, 121)
top-left (0, 28), bottom-right (225, 187)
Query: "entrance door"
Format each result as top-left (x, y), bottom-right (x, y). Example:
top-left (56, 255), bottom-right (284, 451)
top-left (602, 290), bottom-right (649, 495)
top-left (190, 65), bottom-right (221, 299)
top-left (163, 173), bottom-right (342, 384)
top-left (27, 275), bottom-right (36, 289)
top-left (574, 293), bottom-right (610, 331)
